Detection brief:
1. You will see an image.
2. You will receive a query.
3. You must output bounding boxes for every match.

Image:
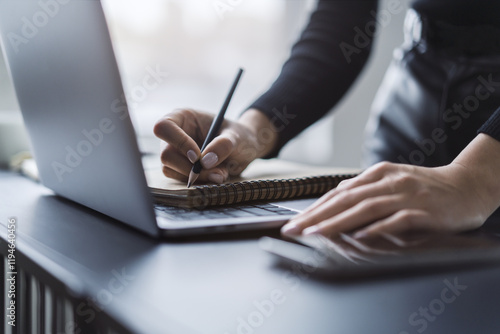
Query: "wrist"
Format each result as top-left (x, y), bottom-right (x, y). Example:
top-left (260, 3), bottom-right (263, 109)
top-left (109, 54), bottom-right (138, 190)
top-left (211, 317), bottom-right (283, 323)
top-left (238, 108), bottom-right (279, 159)
top-left (452, 134), bottom-right (500, 216)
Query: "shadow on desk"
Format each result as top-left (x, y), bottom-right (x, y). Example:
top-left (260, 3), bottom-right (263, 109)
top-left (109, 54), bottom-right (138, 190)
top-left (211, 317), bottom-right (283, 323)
top-left (265, 225), bottom-right (500, 286)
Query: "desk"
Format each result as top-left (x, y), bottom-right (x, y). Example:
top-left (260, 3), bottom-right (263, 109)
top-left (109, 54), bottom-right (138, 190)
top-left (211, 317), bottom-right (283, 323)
top-left (1, 169), bottom-right (500, 334)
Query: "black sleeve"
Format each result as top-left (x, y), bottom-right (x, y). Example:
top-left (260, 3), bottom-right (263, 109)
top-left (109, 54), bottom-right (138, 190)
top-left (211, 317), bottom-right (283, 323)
top-left (478, 107), bottom-right (500, 142)
top-left (248, 0), bottom-right (379, 157)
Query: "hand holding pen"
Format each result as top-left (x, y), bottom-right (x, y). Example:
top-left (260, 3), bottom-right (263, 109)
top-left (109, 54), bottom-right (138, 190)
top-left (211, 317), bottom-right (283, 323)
top-left (187, 68), bottom-right (244, 187)
top-left (153, 69), bottom-right (279, 185)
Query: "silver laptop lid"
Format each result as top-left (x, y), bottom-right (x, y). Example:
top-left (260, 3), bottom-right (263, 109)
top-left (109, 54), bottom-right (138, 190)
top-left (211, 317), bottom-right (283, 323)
top-left (0, 0), bottom-right (159, 236)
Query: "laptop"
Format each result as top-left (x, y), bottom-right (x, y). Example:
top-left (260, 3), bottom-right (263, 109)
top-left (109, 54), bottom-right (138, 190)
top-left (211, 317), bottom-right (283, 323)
top-left (0, 0), bottom-right (302, 237)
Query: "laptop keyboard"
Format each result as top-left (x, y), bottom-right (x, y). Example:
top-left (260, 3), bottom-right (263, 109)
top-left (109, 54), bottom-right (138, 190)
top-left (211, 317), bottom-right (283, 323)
top-left (154, 203), bottom-right (297, 221)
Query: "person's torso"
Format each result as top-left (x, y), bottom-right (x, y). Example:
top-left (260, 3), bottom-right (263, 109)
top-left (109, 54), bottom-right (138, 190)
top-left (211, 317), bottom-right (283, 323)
top-left (412, 0), bottom-right (500, 27)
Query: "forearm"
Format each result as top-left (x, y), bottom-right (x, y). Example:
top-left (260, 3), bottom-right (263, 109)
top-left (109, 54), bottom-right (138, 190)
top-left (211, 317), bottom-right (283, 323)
top-left (249, 0), bottom-right (378, 157)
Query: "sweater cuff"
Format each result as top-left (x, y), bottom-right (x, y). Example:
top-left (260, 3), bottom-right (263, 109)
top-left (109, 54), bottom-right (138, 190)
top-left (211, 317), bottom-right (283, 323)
top-left (478, 107), bottom-right (500, 142)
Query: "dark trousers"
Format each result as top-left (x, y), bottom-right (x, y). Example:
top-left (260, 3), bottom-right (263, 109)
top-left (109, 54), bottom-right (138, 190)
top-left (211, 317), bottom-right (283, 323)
top-left (361, 9), bottom-right (500, 225)
top-left (362, 9), bottom-right (500, 168)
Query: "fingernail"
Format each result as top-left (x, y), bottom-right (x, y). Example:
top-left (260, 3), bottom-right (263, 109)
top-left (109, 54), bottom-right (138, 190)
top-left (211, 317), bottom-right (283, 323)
top-left (201, 152), bottom-right (218, 169)
top-left (208, 173), bottom-right (224, 184)
top-left (281, 223), bottom-right (301, 235)
top-left (302, 226), bottom-right (320, 236)
top-left (187, 150), bottom-right (198, 164)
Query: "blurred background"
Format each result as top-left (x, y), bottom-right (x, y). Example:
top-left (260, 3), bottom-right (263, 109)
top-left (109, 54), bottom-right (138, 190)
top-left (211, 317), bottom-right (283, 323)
top-left (0, 0), bottom-right (410, 169)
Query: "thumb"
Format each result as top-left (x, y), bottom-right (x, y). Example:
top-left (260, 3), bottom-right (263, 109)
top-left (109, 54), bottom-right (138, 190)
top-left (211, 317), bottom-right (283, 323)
top-left (200, 133), bottom-right (236, 169)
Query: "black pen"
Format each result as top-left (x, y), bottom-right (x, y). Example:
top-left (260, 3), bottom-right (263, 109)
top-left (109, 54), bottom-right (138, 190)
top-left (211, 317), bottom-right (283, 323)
top-left (187, 68), bottom-right (244, 188)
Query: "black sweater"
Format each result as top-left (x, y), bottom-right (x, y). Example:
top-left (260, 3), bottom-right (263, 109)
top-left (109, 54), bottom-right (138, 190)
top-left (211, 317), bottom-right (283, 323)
top-left (248, 0), bottom-right (500, 158)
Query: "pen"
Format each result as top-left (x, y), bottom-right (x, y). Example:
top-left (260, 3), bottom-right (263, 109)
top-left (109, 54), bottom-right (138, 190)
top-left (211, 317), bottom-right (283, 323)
top-left (187, 68), bottom-right (244, 187)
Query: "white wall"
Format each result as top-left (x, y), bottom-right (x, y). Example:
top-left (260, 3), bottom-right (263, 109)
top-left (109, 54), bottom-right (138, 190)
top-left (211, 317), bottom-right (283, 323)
top-left (0, 49), bottom-right (19, 111)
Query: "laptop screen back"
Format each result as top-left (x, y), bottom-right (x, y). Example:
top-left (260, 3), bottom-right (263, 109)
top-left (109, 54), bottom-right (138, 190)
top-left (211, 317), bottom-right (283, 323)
top-left (0, 0), bottom-right (159, 236)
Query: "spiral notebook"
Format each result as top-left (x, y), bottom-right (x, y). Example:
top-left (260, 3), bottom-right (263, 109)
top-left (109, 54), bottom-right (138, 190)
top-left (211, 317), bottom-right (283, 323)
top-left (146, 159), bottom-right (360, 208)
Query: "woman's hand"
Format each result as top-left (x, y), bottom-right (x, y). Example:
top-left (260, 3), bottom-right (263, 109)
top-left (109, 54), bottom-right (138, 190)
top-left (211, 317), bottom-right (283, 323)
top-left (153, 108), bottom-right (277, 183)
top-left (282, 134), bottom-right (500, 239)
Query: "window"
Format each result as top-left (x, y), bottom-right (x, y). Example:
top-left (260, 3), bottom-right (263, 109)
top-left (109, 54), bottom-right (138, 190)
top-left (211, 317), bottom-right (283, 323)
top-left (0, 0), bottom-right (410, 168)
top-left (102, 0), bottom-right (315, 144)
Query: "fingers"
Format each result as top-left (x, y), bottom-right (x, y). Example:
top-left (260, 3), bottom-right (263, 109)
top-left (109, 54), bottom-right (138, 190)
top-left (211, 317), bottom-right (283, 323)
top-left (279, 161), bottom-right (485, 243)
top-left (160, 144), bottom-right (193, 176)
top-left (297, 188), bottom-right (341, 216)
top-left (305, 194), bottom-right (406, 238)
top-left (162, 166), bottom-right (188, 182)
top-left (162, 162), bottom-right (229, 184)
top-left (200, 133), bottom-right (236, 169)
top-left (161, 141), bottom-right (230, 184)
top-left (159, 131), bottom-right (236, 184)
top-left (161, 144), bottom-right (229, 183)
top-left (353, 209), bottom-right (432, 238)
top-left (161, 145), bottom-right (229, 183)
top-left (281, 162), bottom-right (423, 238)
top-left (155, 110), bottom-right (245, 183)
top-left (154, 111), bottom-right (203, 162)
top-left (298, 178), bottom-right (360, 215)
top-left (283, 178), bottom-right (399, 235)
top-left (298, 162), bottom-right (395, 215)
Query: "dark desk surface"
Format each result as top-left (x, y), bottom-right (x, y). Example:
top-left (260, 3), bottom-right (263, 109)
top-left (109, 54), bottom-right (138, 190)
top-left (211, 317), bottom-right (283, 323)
top-left (2, 170), bottom-right (500, 334)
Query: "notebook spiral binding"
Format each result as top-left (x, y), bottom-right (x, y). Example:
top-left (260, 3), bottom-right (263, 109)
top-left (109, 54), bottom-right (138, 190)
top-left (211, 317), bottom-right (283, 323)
top-left (189, 173), bottom-right (358, 209)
